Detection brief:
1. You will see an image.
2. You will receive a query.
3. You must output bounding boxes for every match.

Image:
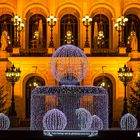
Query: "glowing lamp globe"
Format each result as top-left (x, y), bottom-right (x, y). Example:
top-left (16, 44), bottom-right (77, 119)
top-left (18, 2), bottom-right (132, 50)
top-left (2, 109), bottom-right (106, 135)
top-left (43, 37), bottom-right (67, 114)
top-left (50, 45), bottom-right (88, 85)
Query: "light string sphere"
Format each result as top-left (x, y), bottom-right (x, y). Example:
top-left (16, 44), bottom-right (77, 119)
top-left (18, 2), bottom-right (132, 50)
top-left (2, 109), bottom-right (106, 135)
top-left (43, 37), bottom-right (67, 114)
top-left (0, 113), bottom-right (10, 130)
top-left (75, 108), bottom-right (92, 130)
top-left (120, 113), bottom-right (137, 130)
top-left (50, 44), bottom-right (88, 85)
top-left (43, 109), bottom-right (67, 130)
top-left (90, 115), bottom-right (103, 130)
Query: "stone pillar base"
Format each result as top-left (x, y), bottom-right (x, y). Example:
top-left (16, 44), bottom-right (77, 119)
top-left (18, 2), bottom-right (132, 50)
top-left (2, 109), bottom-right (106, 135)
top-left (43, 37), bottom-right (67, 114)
top-left (128, 52), bottom-right (138, 58)
top-left (0, 50), bottom-right (9, 58)
top-left (119, 47), bottom-right (126, 54)
top-left (13, 48), bottom-right (20, 55)
top-left (48, 48), bottom-right (55, 54)
top-left (84, 47), bottom-right (91, 54)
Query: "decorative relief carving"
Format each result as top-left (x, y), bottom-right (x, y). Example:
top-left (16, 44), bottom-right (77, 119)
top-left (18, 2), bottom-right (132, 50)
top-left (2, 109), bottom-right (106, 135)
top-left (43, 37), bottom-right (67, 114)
top-left (0, 8), bottom-right (13, 15)
top-left (58, 7), bottom-right (80, 18)
top-left (27, 7), bottom-right (46, 17)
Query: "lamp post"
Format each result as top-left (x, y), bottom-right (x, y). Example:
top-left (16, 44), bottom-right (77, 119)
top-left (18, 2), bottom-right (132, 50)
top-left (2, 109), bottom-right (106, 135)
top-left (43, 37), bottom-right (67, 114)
top-left (114, 16), bottom-right (128, 48)
top-left (11, 15), bottom-right (24, 47)
top-left (82, 16), bottom-right (92, 48)
top-left (118, 64), bottom-right (133, 115)
top-left (5, 64), bottom-right (21, 116)
top-left (47, 16), bottom-right (57, 48)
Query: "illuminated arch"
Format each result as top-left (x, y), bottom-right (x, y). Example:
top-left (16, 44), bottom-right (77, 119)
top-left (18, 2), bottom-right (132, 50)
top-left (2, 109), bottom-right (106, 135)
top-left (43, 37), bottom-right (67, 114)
top-left (55, 2), bottom-right (81, 18)
top-left (123, 4), bottom-right (140, 17)
top-left (89, 3), bottom-right (115, 18)
top-left (0, 4), bottom-right (15, 15)
top-left (23, 3), bottom-right (49, 18)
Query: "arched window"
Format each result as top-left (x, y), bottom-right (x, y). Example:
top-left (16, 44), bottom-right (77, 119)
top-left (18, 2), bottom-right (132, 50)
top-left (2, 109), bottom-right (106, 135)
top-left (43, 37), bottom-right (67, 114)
top-left (0, 14), bottom-right (14, 50)
top-left (91, 14), bottom-right (109, 50)
top-left (94, 76), bottom-right (113, 128)
top-left (25, 76), bottom-right (45, 119)
top-left (29, 14), bottom-right (46, 49)
top-left (124, 14), bottom-right (140, 52)
top-left (60, 14), bottom-right (78, 46)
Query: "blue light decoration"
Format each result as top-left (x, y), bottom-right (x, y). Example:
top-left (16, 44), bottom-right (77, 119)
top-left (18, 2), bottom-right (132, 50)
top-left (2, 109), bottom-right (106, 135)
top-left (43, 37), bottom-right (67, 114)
top-left (120, 113), bottom-right (137, 130)
top-left (30, 86), bottom-right (108, 130)
top-left (91, 115), bottom-right (103, 130)
top-left (43, 109), bottom-right (67, 130)
top-left (30, 44), bottom-right (109, 137)
top-left (50, 44), bottom-right (88, 85)
top-left (0, 113), bottom-right (10, 130)
top-left (76, 108), bottom-right (92, 130)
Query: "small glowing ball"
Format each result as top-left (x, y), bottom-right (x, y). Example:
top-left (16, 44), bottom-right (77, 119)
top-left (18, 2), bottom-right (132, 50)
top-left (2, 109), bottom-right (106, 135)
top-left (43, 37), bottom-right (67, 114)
top-left (120, 113), bottom-right (137, 130)
top-left (76, 108), bottom-right (92, 130)
top-left (0, 113), bottom-right (10, 130)
top-left (91, 115), bottom-right (103, 130)
top-left (43, 109), bottom-right (67, 130)
top-left (50, 45), bottom-right (88, 85)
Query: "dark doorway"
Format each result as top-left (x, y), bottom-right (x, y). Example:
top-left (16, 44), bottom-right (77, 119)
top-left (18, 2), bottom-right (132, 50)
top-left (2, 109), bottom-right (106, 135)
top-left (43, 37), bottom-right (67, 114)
top-left (25, 76), bottom-right (45, 118)
top-left (94, 76), bottom-right (113, 128)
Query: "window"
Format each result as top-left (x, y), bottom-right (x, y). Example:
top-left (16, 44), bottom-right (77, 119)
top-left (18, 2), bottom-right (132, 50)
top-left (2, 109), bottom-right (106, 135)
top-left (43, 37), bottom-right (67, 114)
top-left (0, 14), bottom-right (14, 50)
top-left (60, 14), bottom-right (78, 46)
top-left (29, 14), bottom-right (46, 49)
top-left (124, 14), bottom-right (140, 52)
top-left (91, 14), bottom-right (109, 50)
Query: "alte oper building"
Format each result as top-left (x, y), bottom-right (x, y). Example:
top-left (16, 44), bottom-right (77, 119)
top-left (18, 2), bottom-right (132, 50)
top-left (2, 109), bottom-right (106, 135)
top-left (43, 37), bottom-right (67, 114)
top-left (0, 0), bottom-right (140, 128)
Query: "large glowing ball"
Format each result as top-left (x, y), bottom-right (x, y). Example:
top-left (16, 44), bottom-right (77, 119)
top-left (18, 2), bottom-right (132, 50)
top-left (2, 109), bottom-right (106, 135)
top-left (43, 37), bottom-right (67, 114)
top-left (43, 109), bottom-right (67, 130)
top-left (50, 45), bottom-right (88, 85)
top-left (75, 108), bottom-right (92, 130)
top-left (120, 113), bottom-right (137, 130)
top-left (0, 113), bottom-right (10, 130)
top-left (91, 115), bottom-right (103, 130)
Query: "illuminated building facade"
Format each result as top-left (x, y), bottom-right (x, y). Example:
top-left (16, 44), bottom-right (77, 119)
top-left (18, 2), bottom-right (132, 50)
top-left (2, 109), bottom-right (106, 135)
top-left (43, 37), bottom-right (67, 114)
top-left (0, 0), bottom-right (140, 128)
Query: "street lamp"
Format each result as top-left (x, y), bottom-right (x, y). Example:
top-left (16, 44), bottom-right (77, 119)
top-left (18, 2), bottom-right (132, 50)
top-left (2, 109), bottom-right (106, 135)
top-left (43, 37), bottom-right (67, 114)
top-left (118, 64), bottom-right (133, 115)
top-left (82, 16), bottom-right (92, 48)
top-left (114, 16), bottom-right (128, 48)
top-left (11, 15), bottom-right (24, 47)
top-left (47, 15), bottom-right (57, 48)
top-left (5, 64), bottom-right (21, 116)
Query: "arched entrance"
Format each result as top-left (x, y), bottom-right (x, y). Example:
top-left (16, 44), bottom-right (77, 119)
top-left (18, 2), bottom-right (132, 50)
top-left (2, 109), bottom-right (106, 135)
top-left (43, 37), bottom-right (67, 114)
top-left (25, 76), bottom-right (45, 118)
top-left (94, 76), bottom-right (113, 128)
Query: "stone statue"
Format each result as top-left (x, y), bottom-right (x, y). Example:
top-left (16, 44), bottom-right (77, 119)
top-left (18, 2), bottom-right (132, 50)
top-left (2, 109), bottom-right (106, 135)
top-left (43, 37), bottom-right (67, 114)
top-left (1, 31), bottom-right (8, 51)
top-left (131, 31), bottom-right (138, 52)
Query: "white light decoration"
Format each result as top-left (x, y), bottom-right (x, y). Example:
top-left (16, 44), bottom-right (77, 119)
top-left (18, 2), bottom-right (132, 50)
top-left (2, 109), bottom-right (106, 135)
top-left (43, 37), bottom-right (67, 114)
top-left (30, 86), bottom-right (108, 130)
top-left (30, 44), bottom-right (108, 132)
top-left (120, 113), bottom-right (137, 130)
top-left (43, 109), bottom-right (67, 130)
top-left (50, 44), bottom-right (88, 85)
top-left (0, 113), bottom-right (10, 130)
top-left (91, 115), bottom-right (103, 130)
top-left (76, 108), bottom-right (92, 130)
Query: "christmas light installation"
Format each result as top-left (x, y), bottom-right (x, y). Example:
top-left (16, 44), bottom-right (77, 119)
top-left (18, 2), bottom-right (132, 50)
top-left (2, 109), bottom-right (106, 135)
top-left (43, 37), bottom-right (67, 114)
top-left (91, 115), bottom-right (103, 130)
top-left (43, 109), bottom-right (67, 130)
top-left (30, 44), bottom-right (109, 137)
top-left (30, 86), bottom-right (108, 130)
top-left (76, 108), bottom-right (92, 130)
top-left (120, 113), bottom-right (137, 130)
top-left (0, 113), bottom-right (10, 130)
top-left (50, 44), bottom-right (88, 85)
